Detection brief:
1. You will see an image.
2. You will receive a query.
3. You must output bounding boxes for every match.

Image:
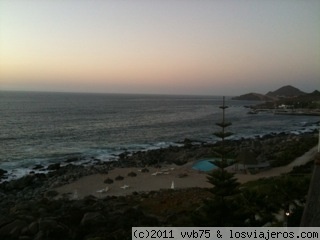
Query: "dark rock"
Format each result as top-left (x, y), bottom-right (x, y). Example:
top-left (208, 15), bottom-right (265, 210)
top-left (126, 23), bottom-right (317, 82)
top-left (33, 165), bottom-right (44, 170)
top-left (0, 219), bottom-right (28, 238)
top-left (80, 212), bottom-right (106, 227)
top-left (141, 168), bottom-right (149, 173)
top-left (119, 152), bottom-right (129, 159)
top-left (65, 156), bottom-right (79, 163)
top-left (47, 163), bottom-right (60, 171)
top-left (38, 218), bottom-right (70, 239)
top-left (0, 168), bottom-right (7, 178)
top-left (44, 190), bottom-right (59, 198)
top-left (6, 175), bottom-right (36, 190)
top-left (19, 236), bottom-right (32, 240)
top-left (183, 138), bottom-right (193, 148)
top-left (27, 221), bottom-right (39, 235)
top-left (34, 230), bottom-right (45, 240)
top-left (83, 195), bottom-right (98, 204)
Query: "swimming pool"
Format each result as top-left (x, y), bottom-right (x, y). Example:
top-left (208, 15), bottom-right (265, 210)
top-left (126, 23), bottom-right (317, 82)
top-left (192, 159), bottom-right (218, 172)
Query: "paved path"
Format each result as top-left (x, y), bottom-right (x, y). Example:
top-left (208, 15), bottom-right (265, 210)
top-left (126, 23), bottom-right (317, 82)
top-left (234, 146), bottom-right (318, 183)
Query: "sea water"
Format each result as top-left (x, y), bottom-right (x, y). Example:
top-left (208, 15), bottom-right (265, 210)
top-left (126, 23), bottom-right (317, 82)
top-left (0, 91), bottom-right (318, 179)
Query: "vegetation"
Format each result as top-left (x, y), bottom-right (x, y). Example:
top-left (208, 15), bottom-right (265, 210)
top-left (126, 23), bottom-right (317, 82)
top-left (139, 161), bottom-right (312, 227)
top-left (271, 135), bottom-right (317, 167)
top-left (194, 97), bottom-right (247, 226)
top-left (211, 96), bottom-right (234, 168)
top-left (242, 173), bottom-right (311, 226)
top-left (193, 97), bottom-right (313, 227)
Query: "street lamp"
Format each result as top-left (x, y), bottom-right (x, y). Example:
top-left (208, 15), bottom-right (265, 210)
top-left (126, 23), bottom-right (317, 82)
top-left (283, 206), bottom-right (290, 227)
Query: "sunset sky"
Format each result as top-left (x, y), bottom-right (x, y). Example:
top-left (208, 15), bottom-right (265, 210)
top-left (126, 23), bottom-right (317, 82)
top-left (0, 0), bottom-right (319, 95)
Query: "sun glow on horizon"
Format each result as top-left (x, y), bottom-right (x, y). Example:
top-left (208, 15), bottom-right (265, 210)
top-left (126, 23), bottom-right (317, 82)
top-left (1, 1), bottom-right (319, 95)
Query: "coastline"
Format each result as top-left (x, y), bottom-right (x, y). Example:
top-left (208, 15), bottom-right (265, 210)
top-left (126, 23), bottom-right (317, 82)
top-left (2, 91), bottom-right (320, 182)
top-left (0, 129), bottom-right (318, 195)
top-left (54, 145), bottom-right (318, 198)
top-left (1, 122), bottom-right (319, 183)
top-left (273, 109), bottom-right (320, 116)
top-left (0, 129), bottom-right (318, 238)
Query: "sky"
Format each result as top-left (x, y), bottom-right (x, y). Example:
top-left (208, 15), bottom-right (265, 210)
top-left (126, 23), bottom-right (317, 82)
top-left (0, 0), bottom-right (319, 96)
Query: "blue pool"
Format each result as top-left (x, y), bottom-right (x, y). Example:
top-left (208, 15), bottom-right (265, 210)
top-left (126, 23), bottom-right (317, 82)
top-left (192, 159), bottom-right (218, 172)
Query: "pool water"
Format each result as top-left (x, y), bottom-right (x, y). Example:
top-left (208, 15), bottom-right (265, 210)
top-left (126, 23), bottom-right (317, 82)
top-left (192, 159), bottom-right (218, 172)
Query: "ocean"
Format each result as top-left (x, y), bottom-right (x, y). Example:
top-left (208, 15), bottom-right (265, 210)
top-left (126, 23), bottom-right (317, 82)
top-left (0, 91), bottom-right (318, 179)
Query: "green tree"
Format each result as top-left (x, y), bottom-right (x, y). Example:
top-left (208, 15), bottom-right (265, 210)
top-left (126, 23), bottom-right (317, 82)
top-left (212, 96), bottom-right (233, 168)
top-left (203, 169), bottom-right (247, 226)
top-left (194, 97), bottom-right (248, 226)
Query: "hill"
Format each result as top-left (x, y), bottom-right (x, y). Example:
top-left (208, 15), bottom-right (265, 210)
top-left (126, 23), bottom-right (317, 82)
top-left (232, 92), bottom-right (275, 101)
top-left (278, 90), bottom-right (320, 109)
top-left (300, 90), bottom-right (320, 100)
top-left (233, 85), bottom-right (308, 101)
top-left (266, 85), bottom-right (306, 98)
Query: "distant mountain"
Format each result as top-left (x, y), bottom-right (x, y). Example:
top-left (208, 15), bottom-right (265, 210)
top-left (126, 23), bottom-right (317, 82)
top-left (233, 85), bottom-right (308, 101)
top-left (232, 93), bottom-right (275, 101)
top-left (266, 85), bottom-right (306, 98)
top-left (309, 90), bottom-right (320, 97)
top-left (270, 89), bottom-right (320, 109)
top-left (293, 90), bottom-right (320, 102)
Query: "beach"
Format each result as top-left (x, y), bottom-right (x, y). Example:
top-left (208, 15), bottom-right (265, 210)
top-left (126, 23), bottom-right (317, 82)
top-left (54, 145), bottom-right (319, 198)
top-left (55, 163), bottom-right (212, 198)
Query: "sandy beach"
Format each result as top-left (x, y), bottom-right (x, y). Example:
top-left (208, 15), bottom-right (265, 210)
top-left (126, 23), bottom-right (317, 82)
top-left (55, 162), bottom-right (212, 198)
top-left (54, 146), bottom-right (318, 199)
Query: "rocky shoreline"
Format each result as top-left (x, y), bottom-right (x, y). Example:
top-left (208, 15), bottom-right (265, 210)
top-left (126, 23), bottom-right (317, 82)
top-left (0, 130), bottom-right (318, 197)
top-left (0, 130), bottom-right (318, 239)
top-left (1, 129), bottom-right (318, 185)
